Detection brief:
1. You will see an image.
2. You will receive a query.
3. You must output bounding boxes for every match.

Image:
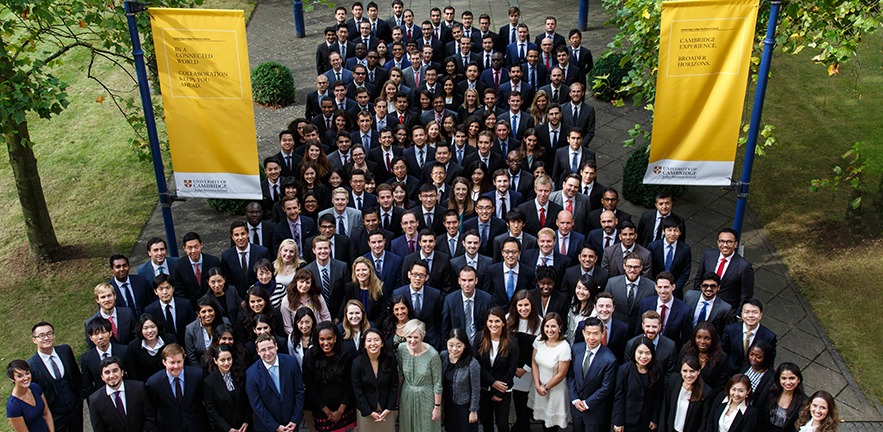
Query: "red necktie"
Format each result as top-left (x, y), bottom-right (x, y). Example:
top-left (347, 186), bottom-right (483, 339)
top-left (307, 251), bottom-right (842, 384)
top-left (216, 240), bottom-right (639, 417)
top-left (560, 237), bottom-right (567, 255)
top-left (566, 199), bottom-right (573, 213)
top-left (415, 69), bottom-right (420, 84)
top-left (539, 208), bottom-right (546, 226)
top-left (602, 327), bottom-right (608, 346)
top-left (716, 257), bottom-right (726, 277)
top-left (408, 28), bottom-right (412, 39)
top-left (660, 304), bottom-right (667, 332)
top-left (399, 114), bottom-right (405, 124)
top-left (193, 263), bottom-right (201, 284)
top-left (108, 316), bottom-right (118, 340)
top-left (386, 152), bottom-right (392, 172)
top-left (545, 56), bottom-right (550, 68)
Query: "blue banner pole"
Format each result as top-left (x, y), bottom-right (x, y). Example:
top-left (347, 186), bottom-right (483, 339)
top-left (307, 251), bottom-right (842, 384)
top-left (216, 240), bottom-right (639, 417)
top-left (293, 0), bottom-right (306, 38)
top-left (732, 0), bottom-right (781, 241)
top-left (124, 1), bottom-right (180, 257)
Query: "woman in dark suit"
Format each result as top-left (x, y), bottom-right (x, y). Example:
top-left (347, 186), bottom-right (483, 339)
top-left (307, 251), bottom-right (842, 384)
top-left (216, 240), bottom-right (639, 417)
top-left (205, 267), bottom-right (243, 331)
top-left (203, 344), bottom-right (252, 431)
top-left (755, 363), bottom-right (807, 432)
top-left (340, 257), bottom-right (388, 323)
top-left (658, 356), bottom-right (712, 432)
top-left (612, 337), bottom-right (663, 432)
top-left (303, 321), bottom-right (357, 432)
top-left (126, 313), bottom-right (177, 381)
top-left (185, 295), bottom-right (231, 365)
top-left (705, 374), bottom-right (757, 432)
top-left (474, 307), bottom-right (519, 432)
top-left (351, 328), bottom-right (399, 432)
top-left (738, 340), bottom-right (776, 405)
top-left (678, 322), bottom-right (729, 393)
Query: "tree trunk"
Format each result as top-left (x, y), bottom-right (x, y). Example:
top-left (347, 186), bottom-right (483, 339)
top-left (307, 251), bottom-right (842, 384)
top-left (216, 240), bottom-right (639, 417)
top-left (4, 119), bottom-right (61, 262)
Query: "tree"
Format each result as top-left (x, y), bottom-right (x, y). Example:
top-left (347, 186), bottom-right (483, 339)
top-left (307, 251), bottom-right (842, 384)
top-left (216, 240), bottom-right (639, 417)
top-left (0, 0), bottom-right (199, 262)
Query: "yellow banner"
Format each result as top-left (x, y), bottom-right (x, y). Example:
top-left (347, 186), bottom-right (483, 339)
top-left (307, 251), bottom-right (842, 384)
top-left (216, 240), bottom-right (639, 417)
top-left (645, 0), bottom-right (759, 185)
top-left (150, 8), bottom-right (261, 198)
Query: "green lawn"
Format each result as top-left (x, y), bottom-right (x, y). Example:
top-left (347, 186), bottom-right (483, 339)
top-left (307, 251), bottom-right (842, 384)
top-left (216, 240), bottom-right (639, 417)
top-left (749, 30), bottom-right (883, 401)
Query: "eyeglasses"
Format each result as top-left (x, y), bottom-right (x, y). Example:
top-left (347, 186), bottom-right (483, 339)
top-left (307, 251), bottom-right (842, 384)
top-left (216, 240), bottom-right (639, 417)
top-left (410, 273), bottom-right (427, 279)
top-left (624, 265), bottom-right (642, 270)
top-left (34, 332), bottom-right (55, 340)
top-left (717, 240), bottom-right (736, 245)
top-left (502, 250), bottom-right (519, 255)
top-left (700, 283), bottom-right (719, 288)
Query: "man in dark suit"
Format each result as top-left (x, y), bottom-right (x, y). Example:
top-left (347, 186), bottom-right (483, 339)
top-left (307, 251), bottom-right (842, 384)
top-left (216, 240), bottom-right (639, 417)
top-left (221, 221), bottom-right (271, 298)
top-left (316, 26), bottom-right (338, 74)
top-left (29, 321), bottom-right (83, 432)
top-left (246, 335), bottom-right (305, 432)
top-left (504, 149), bottom-right (535, 201)
top-left (145, 344), bottom-right (207, 431)
top-left (586, 211), bottom-right (620, 258)
top-left (305, 235), bottom-right (351, 318)
top-left (637, 272), bottom-right (693, 346)
top-left (495, 6), bottom-right (521, 52)
top-left (108, 254), bottom-right (152, 318)
top-left (521, 228), bottom-right (572, 287)
top-left (355, 21), bottom-right (381, 51)
top-left (88, 357), bottom-right (151, 432)
top-left (332, 25), bottom-right (356, 60)
top-left (456, 63), bottom-right (488, 95)
top-left (369, 128), bottom-right (404, 183)
top-left (693, 228), bottom-right (755, 307)
top-left (81, 317), bottom-right (129, 397)
top-left (539, 67), bottom-right (569, 105)
top-left (462, 196), bottom-right (507, 257)
top-left (310, 214), bottom-right (354, 263)
top-left (260, 158), bottom-right (286, 220)
top-left (365, 230), bottom-right (403, 296)
top-left (245, 202), bottom-right (276, 254)
top-left (442, 265), bottom-right (493, 344)
top-left (721, 299), bottom-right (778, 375)
top-left (438, 211), bottom-right (466, 258)
top-left (604, 253), bottom-right (656, 336)
top-left (577, 160), bottom-right (605, 212)
top-left (136, 237), bottom-right (179, 284)
top-left (567, 29), bottom-right (594, 86)
top-left (271, 130), bottom-right (298, 180)
top-left (601, 220), bottom-right (652, 279)
top-left (586, 187), bottom-right (634, 231)
top-left (648, 216), bottom-right (692, 296)
top-left (305, 75), bottom-right (331, 120)
top-left (534, 17), bottom-right (567, 49)
top-left (555, 210), bottom-right (586, 262)
top-left (463, 130), bottom-right (505, 174)
top-left (448, 37), bottom-right (481, 74)
top-left (172, 232), bottom-right (222, 304)
top-left (450, 230), bottom-right (494, 293)
top-left (582, 293), bottom-right (629, 360)
top-left (375, 183), bottom-right (405, 236)
top-left (479, 52), bottom-right (509, 89)
top-left (390, 211), bottom-right (420, 259)
top-left (535, 104), bottom-right (569, 152)
top-left (492, 209), bottom-right (538, 262)
top-left (530, 265), bottom-right (570, 324)
top-left (552, 129), bottom-right (596, 187)
top-left (637, 192), bottom-right (687, 247)
top-left (505, 24), bottom-right (538, 66)
top-left (402, 127), bottom-right (436, 178)
top-left (346, 168), bottom-right (378, 212)
top-left (324, 52), bottom-right (354, 86)
top-left (144, 274), bottom-right (196, 344)
top-left (685, 272), bottom-right (734, 335)
top-left (488, 237), bottom-right (536, 307)
top-left (385, 156), bottom-right (421, 201)
top-left (561, 245), bottom-right (609, 295)
top-left (365, 3), bottom-right (391, 41)
top-left (311, 98), bottom-right (337, 138)
top-left (518, 175), bottom-right (561, 235)
top-left (550, 174), bottom-right (592, 233)
top-left (554, 47), bottom-right (584, 87)
top-left (392, 260), bottom-right (444, 348)
top-left (86, 283), bottom-right (136, 348)
top-left (567, 317), bottom-right (617, 432)
top-left (401, 229), bottom-right (454, 294)
top-left (561, 83), bottom-right (596, 145)
top-left (623, 311), bottom-right (678, 374)
top-left (410, 184), bottom-right (446, 234)
top-left (272, 195), bottom-right (318, 256)
top-left (484, 168), bottom-right (523, 220)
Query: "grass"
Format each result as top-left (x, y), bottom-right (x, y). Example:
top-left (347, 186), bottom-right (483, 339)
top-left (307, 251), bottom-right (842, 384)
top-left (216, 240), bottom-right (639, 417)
top-left (0, 0), bottom-right (254, 402)
top-left (749, 29), bottom-right (883, 402)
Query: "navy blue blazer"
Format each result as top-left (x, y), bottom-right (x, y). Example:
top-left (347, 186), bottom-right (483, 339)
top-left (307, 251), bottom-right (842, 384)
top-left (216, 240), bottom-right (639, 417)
top-left (272, 215), bottom-right (317, 255)
top-left (648, 239), bottom-right (692, 297)
top-left (567, 343), bottom-right (617, 427)
top-left (638, 296), bottom-right (694, 346)
top-left (693, 250), bottom-right (754, 307)
top-left (80, 343), bottom-right (128, 397)
top-left (575, 318), bottom-right (629, 362)
top-left (449, 254), bottom-right (494, 293)
top-left (364, 251), bottom-right (403, 297)
top-left (220, 244), bottom-right (271, 298)
top-left (488, 262), bottom-right (536, 307)
top-left (402, 145), bottom-right (436, 180)
top-left (462, 216), bottom-right (507, 257)
top-left (519, 249), bottom-right (572, 285)
top-left (171, 253), bottom-right (222, 304)
top-left (144, 366), bottom-right (207, 432)
top-left (586, 228), bottom-right (619, 257)
top-left (505, 41), bottom-right (538, 66)
top-left (246, 354), bottom-right (305, 432)
top-left (109, 275), bottom-right (153, 317)
top-left (389, 235), bottom-right (418, 259)
top-left (482, 190), bottom-right (523, 217)
top-left (144, 298), bottom-right (196, 345)
top-left (27, 345), bottom-right (82, 422)
top-left (136, 256), bottom-right (179, 285)
top-left (721, 322), bottom-right (777, 375)
top-left (441, 289), bottom-right (492, 342)
top-left (85, 307), bottom-right (135, 348)
top-left (391, 284), bottom-right (443, 348)
top-left (555, 230), bottom-right (586, 262)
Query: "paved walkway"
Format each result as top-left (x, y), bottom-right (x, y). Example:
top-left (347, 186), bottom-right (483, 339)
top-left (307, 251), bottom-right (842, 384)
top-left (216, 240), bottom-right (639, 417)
top-left (131, 0), bottom-right (882, 424)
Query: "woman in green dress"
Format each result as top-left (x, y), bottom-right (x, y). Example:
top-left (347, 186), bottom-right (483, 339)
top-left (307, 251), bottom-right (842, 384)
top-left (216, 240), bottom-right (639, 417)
top-left (397, 319), bottom-right (442, 432)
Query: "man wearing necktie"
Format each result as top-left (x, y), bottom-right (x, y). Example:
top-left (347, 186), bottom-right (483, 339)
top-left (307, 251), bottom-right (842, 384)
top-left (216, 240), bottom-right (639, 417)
top-left (29, 321), bottom-right (84, 432)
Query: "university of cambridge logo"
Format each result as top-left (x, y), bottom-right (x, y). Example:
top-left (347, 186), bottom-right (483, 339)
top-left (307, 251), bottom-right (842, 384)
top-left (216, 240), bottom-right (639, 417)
top-left (183, 180), bottom-right (193, 188)
top-left (653, 166), bottom-right (663, 175)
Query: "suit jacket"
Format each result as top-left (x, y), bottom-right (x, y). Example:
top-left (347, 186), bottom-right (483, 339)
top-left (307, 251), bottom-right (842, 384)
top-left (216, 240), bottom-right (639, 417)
top-left (305, 90), bottom-right (331, 120)
top-left (408, 204), bottom-right (445, 234)
top-left (401, 64), bottom-right (427, 89)
top-left (555, 230), bottom-right (586, 262)
top-left (461, 216), bottom-right (507, 257)
top-left (389, 235), bottom-right (418, 259)
top-left (704, 393), bottom-right (757, 432)
top-left (473, 336), bottom-right (520, 398)
top-left (442, 289), bottom-right (493, 342)
top-left (529, 288), bottom-right (570, 325)
top-left (648, 239), bottom-right (692, 296)
top-left (369, 146), bottom-right (403, 183)
top-left (561, 265), bottom-right (609, 296)
top-left (561, 102), bottom-right (596, 142)
top-left (324, 67), bottom-right (354, 85)
top-left (638, 296), bottom-right (693, 346)
top-left (479, 66), bottom-right (510, 89)
top-left (305, 259), bottom-right (350, 316)
top-left (85, 308), bottom-right (135, 348)
top-left (145, 366), bottom-right (207, 432)
top-left (574, 318), bottom-right (629, 361)
top-left (505, 41), bottom-right (538, 66)
top-left (658, 377), bottom-right (712, 432)
top-left (392, 284), bottom-right (444, 347)
top-left (364, 251), bottom-right (403, 297)
top-left (203, 370), bottom-right (252, 431)
top-left (351, 353), bottom-right (399, 417)
top-left (449, 52), bottom-right (481, 75)
top-left (683, 291), bottom-right (733, 335)
top-left (567, 343), bottom-right (617, 426)
top-left (136, 257), bottom-right (179, 286)
top-left (246, 354), bottom-right (305, 432)
top-left (455, 79), bottom-right (488, 97)
top-left (534, 123), bottom-right (570, 154)
top-left (331, 39), bottom-right (356, 59)
top-left (109, 275), bottom-right (153, 317)
top-left (552, 145), bottom-right (596, 187)
top-left (637, 210), bottom-right (688, 247)
top-left (144, 298), bottom-right (196, 345)
top-left (436, 233), bottom-right (466, 258)
top-left (624, 334), bottom-right (678, 375)
top-left (462, 150), bottom-right (505, 176)
top-left (27, 346), bottom-right (83, 426)
top-left (587, 207), bottom-right (634, 231)
top-left (305, 233), bottom-right (351, 264)
top-left (604, 275), bottom-right (656, 336)
top-left (80, 344), bottom-right (129, 397)
top-left (612, 362), bottom-right (663, 429)
top-left (316, 42), bottom-right (335, 74)
top-left (401, 251), bottom-right (454, 294)
top-left (520, 249), bottom-right (571, 285)
top-left (171, 253), bottom-right (222, 304)
top-left (538, 83), bottom-right (569, 105)
top-left (498, 107), bottom-right (535, 138)
top-left (549, 191), bottom-right (591, 233)
top-left (601, 243), bottom-right (653, 278)
top-left (721, 323), bottom-right (778, 375)
top-left (488, 263), bottom-right (536, 307)
top-left (449, 254), bottom-right (494, 293)
top-left (693, 250), bottom-right (755, 307)
top-left (492, 233), bottom-right (537, 262)
top-left (483, 190), bottom-right (523, 218)
top-left (586, 228), bottom-right (619, 257)
top-left (317, 208), bottom-right (363, 237)
top-left (88, 380), bottom-right (150, 432)
top-left (220, 244), bottom-right (270, 298)
top-left (517, 199), bottom-right (562, 235)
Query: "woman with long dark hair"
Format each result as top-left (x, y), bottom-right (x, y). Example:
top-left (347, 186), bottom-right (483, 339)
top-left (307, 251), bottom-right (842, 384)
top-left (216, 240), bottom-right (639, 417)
top-left (740, 340), bottom-right (776, 401)
top-left (678, 321), bottom-right (729, 393)
top-left (203, 344), bottom-right (251, 431)
top-left (756, 363), bottom-right (807, 432)
top-left (465, 160), bottom-right (491, 202)
top-left (475, 307), bottom-right (519, 432)
top-left (126, 313), bottom-right (177, 381)
top-left (795, 390), bottom-right (839, 432)
top-left (281, 268), bottom-right (332, 334)
top-left (351, 328), bottom-right (399, 432)
top-left (507, 289), bottom-right (541, 432)
top-left (303, 321), bottom-right (357, 432)
top-left (612, 337), bottom-right (663, 432)
top-left (185, 295), bottom-right (230, 365)
top-left (287, 307), bottom-right (317, 368)
top-left (241, 285), bottom-right (284, 337)
top-left (566, 273), bottom-right (597, 343)
top-left (441, 328), bottom-right (481, 432)
top-left (383, 295), bottom-right (412, 350)
top-left (528, 312), bottom-right (571, 432)
top-left (446, 176), bottom-right (475, 223)
top-left (705, 374), bottom-right (757, 432)
top-left (205, 267), bottom-right (244, 332)
top-left (658, 356), bottom-right (712, 432)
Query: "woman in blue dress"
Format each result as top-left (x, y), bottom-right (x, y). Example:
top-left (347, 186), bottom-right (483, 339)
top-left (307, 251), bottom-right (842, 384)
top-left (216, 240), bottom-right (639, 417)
top-left (6, 360), bottom-right (52, 432)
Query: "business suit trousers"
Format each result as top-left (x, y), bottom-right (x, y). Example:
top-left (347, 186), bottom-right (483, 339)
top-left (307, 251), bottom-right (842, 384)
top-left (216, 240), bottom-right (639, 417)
top-left (512, 390), bottom-right (534, 432)
top-left (356, 411), bottom-right (396, 432)
top-left (480, 390), bottom-right (511, 432)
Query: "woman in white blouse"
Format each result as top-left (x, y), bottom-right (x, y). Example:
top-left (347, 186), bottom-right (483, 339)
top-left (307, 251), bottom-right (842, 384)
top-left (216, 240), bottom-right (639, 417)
top-left (794, 390), bottom-right (839, 432)
top-left (705, 374), bottom-right (757, 432)
top-left (658, 356), bottom-right (712, 432)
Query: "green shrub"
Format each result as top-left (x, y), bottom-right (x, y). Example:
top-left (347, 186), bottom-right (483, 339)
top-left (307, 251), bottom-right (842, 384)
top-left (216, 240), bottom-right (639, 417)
top-left (622, 145), bottom-right (688, 208)
top-left (591, 53), bottom-right (632, 102)
top-left (252, 61), bottom-right (296, 107)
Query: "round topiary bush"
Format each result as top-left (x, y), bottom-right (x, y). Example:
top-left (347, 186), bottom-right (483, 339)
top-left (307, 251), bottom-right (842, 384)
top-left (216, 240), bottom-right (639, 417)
top-left (591, 52), bottom-right (632, 102)
top-left (622, 145), bottom-right (688, 208)
top-left (252, 61), bottom-right (296, 108)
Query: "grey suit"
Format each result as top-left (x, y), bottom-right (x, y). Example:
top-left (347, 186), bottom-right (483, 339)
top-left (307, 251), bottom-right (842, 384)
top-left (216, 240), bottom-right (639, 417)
top-left (601, 243), bottom-right (652, 278)
top-left (184, 317), bottom-right (231, 365)
top-left (604, 275), bottom-right (656, 336)
top-left (684, 291), bottom-right (733, 335)
top-left (549, 191), bottom-right (591, 233)
top-left (318, 207), bottom-right (364, 236)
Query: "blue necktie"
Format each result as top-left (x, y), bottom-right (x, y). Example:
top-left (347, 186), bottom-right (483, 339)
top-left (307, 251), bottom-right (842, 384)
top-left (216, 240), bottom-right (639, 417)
top-left (507, 270), bottom-right (515, 299)
top-left (696, 301), bottom-right (709, 325)
top-left (665, 245), bottom-right (674, 272)
top-left (268, 365), bottom-right (281, 393)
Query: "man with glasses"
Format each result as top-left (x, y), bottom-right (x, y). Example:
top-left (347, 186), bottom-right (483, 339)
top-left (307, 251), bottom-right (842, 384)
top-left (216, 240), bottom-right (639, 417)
top-left (601, 220), bottom-right (651, 279)
top-left (489, 237), bottom-right (536, 307)
top-left (586, 187), bottom-right (633, 231)
top-left (463, 196), bottom-right (507, 257)
top-left (685, 272), bottom-right (733, 334)
top-left (604, 253), bottom-right (655, 336)
top-left (392, 260), bottom-right (444, 348)
top-left (29, 321), bottom-right (84, 432)
top-left (692, 228), bottom-right (754, 307)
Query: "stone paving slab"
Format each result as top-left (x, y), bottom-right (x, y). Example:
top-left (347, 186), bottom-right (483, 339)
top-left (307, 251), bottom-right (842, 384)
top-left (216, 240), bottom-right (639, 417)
top-left (129, 0), bottom-right (883, 423)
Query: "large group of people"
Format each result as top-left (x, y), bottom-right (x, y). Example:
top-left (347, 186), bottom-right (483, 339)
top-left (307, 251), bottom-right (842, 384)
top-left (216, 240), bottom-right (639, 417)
top-left (6, 2), bottom-right (843, 432)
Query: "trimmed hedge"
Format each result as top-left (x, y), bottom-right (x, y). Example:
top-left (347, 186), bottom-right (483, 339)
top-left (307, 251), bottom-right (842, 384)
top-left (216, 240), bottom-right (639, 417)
top-left (252, 61), bottom-right (296, 107)
top-left (622, 145), bottom-right (688, 208)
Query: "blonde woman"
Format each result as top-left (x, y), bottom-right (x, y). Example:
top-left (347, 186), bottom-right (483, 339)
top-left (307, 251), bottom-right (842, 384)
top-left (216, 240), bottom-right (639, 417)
top-left (341, 257), bottom-right (388, 323)
top-left (397, 319), bottom-right (442, 432)
top-left (281, 268), bottom-right (332, 334)
top-left (274, 239), bottom-right (305, 309)
top-left (340, 300), bottom-right (372, 354)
